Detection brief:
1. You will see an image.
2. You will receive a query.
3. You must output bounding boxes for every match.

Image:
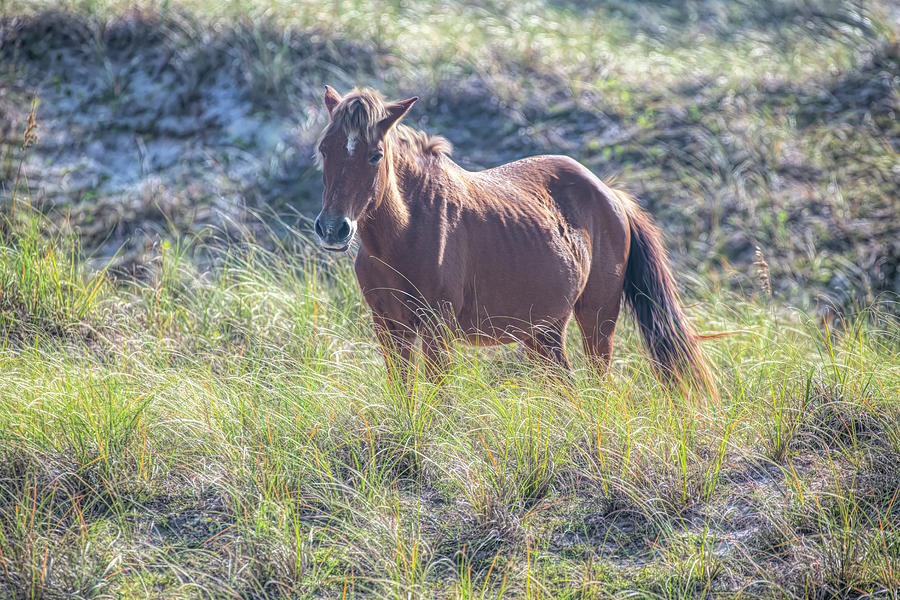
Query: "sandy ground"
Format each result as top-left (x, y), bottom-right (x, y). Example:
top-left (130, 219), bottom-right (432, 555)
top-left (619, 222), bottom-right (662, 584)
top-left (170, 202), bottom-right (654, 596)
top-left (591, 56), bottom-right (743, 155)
top-left (1, 13), bottom-right (327, 271)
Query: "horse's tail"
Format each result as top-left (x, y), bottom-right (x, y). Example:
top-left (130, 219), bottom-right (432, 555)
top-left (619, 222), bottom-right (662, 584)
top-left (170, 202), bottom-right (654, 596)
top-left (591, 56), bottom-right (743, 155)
top-left (618, 191), bottom-right (715, 396)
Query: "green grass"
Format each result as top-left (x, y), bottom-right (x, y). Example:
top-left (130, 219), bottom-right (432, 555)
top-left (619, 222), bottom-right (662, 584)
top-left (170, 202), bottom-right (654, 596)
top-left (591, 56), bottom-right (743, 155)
top-left (0, 204), bottom-right (897, 598)
top-left (0, 0), bottom-right (898, 596)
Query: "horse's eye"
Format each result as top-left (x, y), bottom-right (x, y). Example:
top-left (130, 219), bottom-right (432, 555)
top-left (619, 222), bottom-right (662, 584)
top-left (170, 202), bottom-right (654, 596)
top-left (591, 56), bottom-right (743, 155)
top-left (320, 150), bottom-right (327, 158)
top-left (369, 153), bottom-right (383, 164)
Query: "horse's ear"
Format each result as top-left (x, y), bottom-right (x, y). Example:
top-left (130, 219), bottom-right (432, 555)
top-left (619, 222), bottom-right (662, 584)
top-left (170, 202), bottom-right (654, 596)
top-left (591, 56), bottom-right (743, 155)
top-left (378, 96), bottom-right (418, 135)
top-left (324, 85), bottom-right (342, 116)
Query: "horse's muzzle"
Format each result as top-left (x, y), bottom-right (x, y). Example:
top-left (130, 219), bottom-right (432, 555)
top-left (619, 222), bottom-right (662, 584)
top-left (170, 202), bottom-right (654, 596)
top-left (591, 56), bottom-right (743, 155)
top-left (314, 214), bottom-right (355, 252)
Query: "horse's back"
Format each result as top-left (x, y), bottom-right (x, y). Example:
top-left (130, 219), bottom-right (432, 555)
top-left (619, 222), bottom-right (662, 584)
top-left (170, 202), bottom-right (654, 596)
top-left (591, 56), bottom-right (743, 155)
top-left (474, 154), bottom-right (630, 251)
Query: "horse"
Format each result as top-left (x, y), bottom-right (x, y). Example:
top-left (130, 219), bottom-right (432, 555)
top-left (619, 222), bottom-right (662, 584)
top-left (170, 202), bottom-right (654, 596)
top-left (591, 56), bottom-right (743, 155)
top-left (313, 85), bottom-right (713, 394)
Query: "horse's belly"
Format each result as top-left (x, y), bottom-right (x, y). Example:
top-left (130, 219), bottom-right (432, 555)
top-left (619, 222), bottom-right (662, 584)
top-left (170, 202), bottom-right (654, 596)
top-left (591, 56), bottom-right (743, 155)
top-left (453, 315), bottom-right (559, 346)
top-left (452, 250), bottom-right (585, 343)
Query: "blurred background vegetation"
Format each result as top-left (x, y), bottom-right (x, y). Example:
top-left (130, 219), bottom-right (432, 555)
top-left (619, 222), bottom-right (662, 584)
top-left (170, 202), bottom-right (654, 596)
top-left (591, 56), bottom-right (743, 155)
top-left (1, 3), bottom-right (899, 598)
top-left (2, 0), bottom-right (897, 313)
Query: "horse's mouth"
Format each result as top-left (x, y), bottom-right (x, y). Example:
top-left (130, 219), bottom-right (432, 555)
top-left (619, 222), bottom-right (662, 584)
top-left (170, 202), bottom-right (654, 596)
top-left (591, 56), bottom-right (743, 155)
top-left (321, 242), bottom-right (351, 253)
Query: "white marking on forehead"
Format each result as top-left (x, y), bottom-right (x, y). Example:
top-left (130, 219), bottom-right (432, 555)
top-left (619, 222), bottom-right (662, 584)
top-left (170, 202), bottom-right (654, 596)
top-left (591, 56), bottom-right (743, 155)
top-left (346, 134), bottom-right (356, 154)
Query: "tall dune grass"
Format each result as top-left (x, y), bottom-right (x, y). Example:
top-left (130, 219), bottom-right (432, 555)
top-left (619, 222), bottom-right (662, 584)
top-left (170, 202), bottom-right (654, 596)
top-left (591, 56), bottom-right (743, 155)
top-left (0, 1), bottom-right (897, 596)
top-left (0, 201), bottom-right (897, 598)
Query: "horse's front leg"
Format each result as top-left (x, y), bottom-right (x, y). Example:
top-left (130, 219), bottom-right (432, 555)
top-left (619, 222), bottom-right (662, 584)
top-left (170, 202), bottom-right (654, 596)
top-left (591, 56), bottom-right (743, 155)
top-left (420, 329), bottom-right (450, 384)
top-left (372, 314), bottom-right (417, 389)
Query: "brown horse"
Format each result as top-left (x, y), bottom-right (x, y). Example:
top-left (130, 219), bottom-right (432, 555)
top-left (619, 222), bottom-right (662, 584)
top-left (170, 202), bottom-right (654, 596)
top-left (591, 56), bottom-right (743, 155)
top-left (314, 85), bottom-right (713, 393)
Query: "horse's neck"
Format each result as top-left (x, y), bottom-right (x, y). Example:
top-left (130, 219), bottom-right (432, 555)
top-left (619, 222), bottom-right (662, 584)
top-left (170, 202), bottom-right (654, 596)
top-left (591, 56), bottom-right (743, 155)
top-left (358, 151), bottom-right (448, 257)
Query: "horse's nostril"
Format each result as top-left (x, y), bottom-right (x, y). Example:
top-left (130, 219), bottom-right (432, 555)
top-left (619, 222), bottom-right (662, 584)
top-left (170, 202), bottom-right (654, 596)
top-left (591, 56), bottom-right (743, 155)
top-left (337, 219), bottom-right (351, 241)
top-left (314, 217), bottom-right (325, 239)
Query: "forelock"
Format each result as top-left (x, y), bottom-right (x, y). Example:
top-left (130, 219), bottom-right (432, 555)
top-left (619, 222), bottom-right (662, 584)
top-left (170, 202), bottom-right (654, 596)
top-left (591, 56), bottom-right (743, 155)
top-left (315, 87), bottom-right (451, 168)
top-left (331, 88), bottom-right (387, 144)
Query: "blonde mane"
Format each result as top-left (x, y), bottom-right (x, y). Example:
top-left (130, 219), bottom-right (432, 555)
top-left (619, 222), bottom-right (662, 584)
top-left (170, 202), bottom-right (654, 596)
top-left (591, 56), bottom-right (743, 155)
top-left (316, 88), bottom-right (452, 166)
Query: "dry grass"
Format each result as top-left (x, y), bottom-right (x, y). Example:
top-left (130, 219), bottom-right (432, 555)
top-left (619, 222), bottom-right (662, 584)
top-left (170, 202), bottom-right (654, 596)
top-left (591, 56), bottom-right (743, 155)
top-left (0, 1), bottom-right (898, 598)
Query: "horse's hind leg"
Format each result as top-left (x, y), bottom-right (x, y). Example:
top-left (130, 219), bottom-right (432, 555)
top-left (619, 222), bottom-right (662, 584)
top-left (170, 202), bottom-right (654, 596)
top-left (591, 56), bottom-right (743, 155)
top-left (523, 319), bottom-right (572, 372)
top-left (574, 285), bottom-right (623, 376)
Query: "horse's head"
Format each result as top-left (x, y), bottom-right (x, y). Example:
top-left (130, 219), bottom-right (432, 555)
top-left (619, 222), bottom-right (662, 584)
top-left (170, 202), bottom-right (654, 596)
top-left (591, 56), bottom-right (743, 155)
top-left (314, 86), bottom-right (417, 252)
